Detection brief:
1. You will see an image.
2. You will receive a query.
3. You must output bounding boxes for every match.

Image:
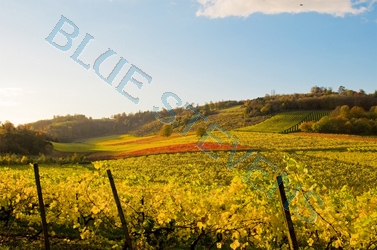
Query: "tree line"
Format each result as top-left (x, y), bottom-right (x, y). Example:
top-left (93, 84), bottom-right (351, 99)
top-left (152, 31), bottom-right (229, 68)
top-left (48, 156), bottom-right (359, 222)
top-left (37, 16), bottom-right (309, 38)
top-left (299, 105), bottom-right (377, 135)
top-left (243, 86), bottom-right (377, 116)
top-left (0, 121), bottom-right (52, 155)
top-left (24, 100), bottom-right (243, 142)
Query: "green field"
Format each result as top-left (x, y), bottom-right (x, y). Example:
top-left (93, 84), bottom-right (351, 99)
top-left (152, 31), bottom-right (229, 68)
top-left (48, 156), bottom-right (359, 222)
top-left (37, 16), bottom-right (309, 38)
top-left (52, 133), bottom-right (200, 159)
top-left (237, 111), bottom-right (330, 133)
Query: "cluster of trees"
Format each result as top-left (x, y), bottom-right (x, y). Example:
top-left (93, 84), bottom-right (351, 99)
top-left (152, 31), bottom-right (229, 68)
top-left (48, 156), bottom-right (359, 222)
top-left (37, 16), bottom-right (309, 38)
top-left (0, 121), bottom-right (52, 155)
top-left (243, 86), bottom-right (377, 117)
top-left (299, 105), bottom-right (377, 135)
top-left (28, 113), bottom-right (161, 142)
top-left (158, 124), bottom-right (207, 138)
top-left (30, 114), bottom-right (119, 142)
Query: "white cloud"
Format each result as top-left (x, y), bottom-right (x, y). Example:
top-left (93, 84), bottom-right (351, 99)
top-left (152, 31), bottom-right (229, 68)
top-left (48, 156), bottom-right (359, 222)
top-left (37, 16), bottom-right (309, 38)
top-left (0, 88), bottom-right (35, 97)
top-left (0, 88), bottom-right (25, 97)
top-left (0, 101), bottom-right (19, 107)
top-left (196, 0), bottom-right (376, 18)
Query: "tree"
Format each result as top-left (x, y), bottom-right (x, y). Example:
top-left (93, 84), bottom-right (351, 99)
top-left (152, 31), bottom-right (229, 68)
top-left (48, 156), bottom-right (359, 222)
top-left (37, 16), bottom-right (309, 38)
top-left (339, 105), bottom-right (350, 118)
top-left (351, 118), bottom-right (373, 135)
top-left (310, 86), bottom-right (321, 94)
top-left (331, 116), bottom-right (351, 133)
top-left (299, 121), bottom-right (314, 132)
top-left (350, 106), bottom-right (366, 118)
top-left (209, 101), bottom-right (215, 111)
top-left (345, 90), bottom-right (355, 96)
top-left (338, 86), bottom-right (346, 95)
top-left (260, 104), bottom-right (271, 114)
top-left (196, 127), bottom-right (206, 137)
top-left (325, 87), bottom-right (333, 95)
top-left (329, 106), bottom-right (341, 117)
top-left (203, 103), bottom-right (210, 116)
top-left (373, 120), bottom-right (377, 134)
top-left (370, 106), bottom-right (377, 119)
top-left (159, 124), bottom-right (173, 137)
top-left (312, 117), bottom-right (331, 132)
top-left (3, 121), bottom-right (15, 133)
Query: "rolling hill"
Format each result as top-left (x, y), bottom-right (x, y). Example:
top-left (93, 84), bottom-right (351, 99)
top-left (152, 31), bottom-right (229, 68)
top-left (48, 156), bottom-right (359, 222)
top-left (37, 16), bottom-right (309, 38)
top-left (237, 111), bottom-right (331, 133)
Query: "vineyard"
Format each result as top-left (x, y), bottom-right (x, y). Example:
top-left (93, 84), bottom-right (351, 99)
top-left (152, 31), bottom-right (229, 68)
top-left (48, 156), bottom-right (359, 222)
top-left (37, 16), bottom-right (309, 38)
top-left (237, 111), bottom-right (330, 133)
top-left (52, 133), bottom-right (201, 160)
top-left (1, 132), bottom-right (377, 249)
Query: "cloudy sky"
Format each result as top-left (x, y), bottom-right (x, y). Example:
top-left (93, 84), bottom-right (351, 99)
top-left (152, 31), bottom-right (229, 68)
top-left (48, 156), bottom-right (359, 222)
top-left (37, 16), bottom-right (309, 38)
top-left (1, 0), bottom-right (376, 125)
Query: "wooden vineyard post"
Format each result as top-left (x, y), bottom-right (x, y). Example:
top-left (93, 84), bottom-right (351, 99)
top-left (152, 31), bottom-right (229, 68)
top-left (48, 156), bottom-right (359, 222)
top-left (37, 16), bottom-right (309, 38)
top-left (276, 175), bottom-right (299, 250)
top-left (33, 163), bottom-right (50, 250)
top-left (107, 169), bottom-right (133, 250)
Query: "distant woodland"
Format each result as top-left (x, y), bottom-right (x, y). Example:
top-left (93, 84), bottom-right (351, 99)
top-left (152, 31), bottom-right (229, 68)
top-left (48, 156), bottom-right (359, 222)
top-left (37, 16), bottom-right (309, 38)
top-left (243, 86), bottom-right (377, 116)
top-left (0, 121), bottom-right (52, 155)
top-left (26, 100), bottom-right (244, 142)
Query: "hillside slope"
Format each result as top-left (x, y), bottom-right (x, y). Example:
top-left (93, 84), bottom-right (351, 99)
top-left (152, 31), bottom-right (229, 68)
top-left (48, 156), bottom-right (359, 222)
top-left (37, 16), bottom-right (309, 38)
top-left (237, 111), bottom-right (330, 133)
top-left (24, 88), bottom-right (377, 142)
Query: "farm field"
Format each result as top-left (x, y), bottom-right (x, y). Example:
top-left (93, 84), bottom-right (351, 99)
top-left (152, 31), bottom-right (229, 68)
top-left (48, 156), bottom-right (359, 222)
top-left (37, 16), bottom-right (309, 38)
top-left (52, 129), bottom-right (377, 160)
top-left (52, 132), bottom-right (249, 160)
top-left (0, 131), bottom-right (377, 249)
top-left (52, 133), bottom-right (199, 159)
top-left (52, 133), bottom-right (196, 153)
top-left (237, 111), bottom-right (330, 133)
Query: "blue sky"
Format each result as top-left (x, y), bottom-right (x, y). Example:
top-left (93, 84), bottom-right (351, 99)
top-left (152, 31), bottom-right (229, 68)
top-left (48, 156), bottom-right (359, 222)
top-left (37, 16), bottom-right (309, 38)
top-left (0, 0), bottom-right (376, 125)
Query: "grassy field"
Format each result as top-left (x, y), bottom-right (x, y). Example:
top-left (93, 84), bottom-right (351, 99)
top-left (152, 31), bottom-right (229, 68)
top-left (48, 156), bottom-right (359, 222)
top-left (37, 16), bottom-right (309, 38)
top-left (237, 111), bottom-right (327, 133)
top-left (52, 132), bottom-right (205, 159)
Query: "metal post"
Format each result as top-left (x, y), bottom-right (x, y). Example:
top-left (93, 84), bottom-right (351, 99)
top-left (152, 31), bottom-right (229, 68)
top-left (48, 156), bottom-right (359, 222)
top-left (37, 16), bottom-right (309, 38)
top-left (107, 169), bottom-right (133, 250)
top-left (33, 163), bottom-right (50, 250)
top-left (276, 175), bottom-right (299, 250)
